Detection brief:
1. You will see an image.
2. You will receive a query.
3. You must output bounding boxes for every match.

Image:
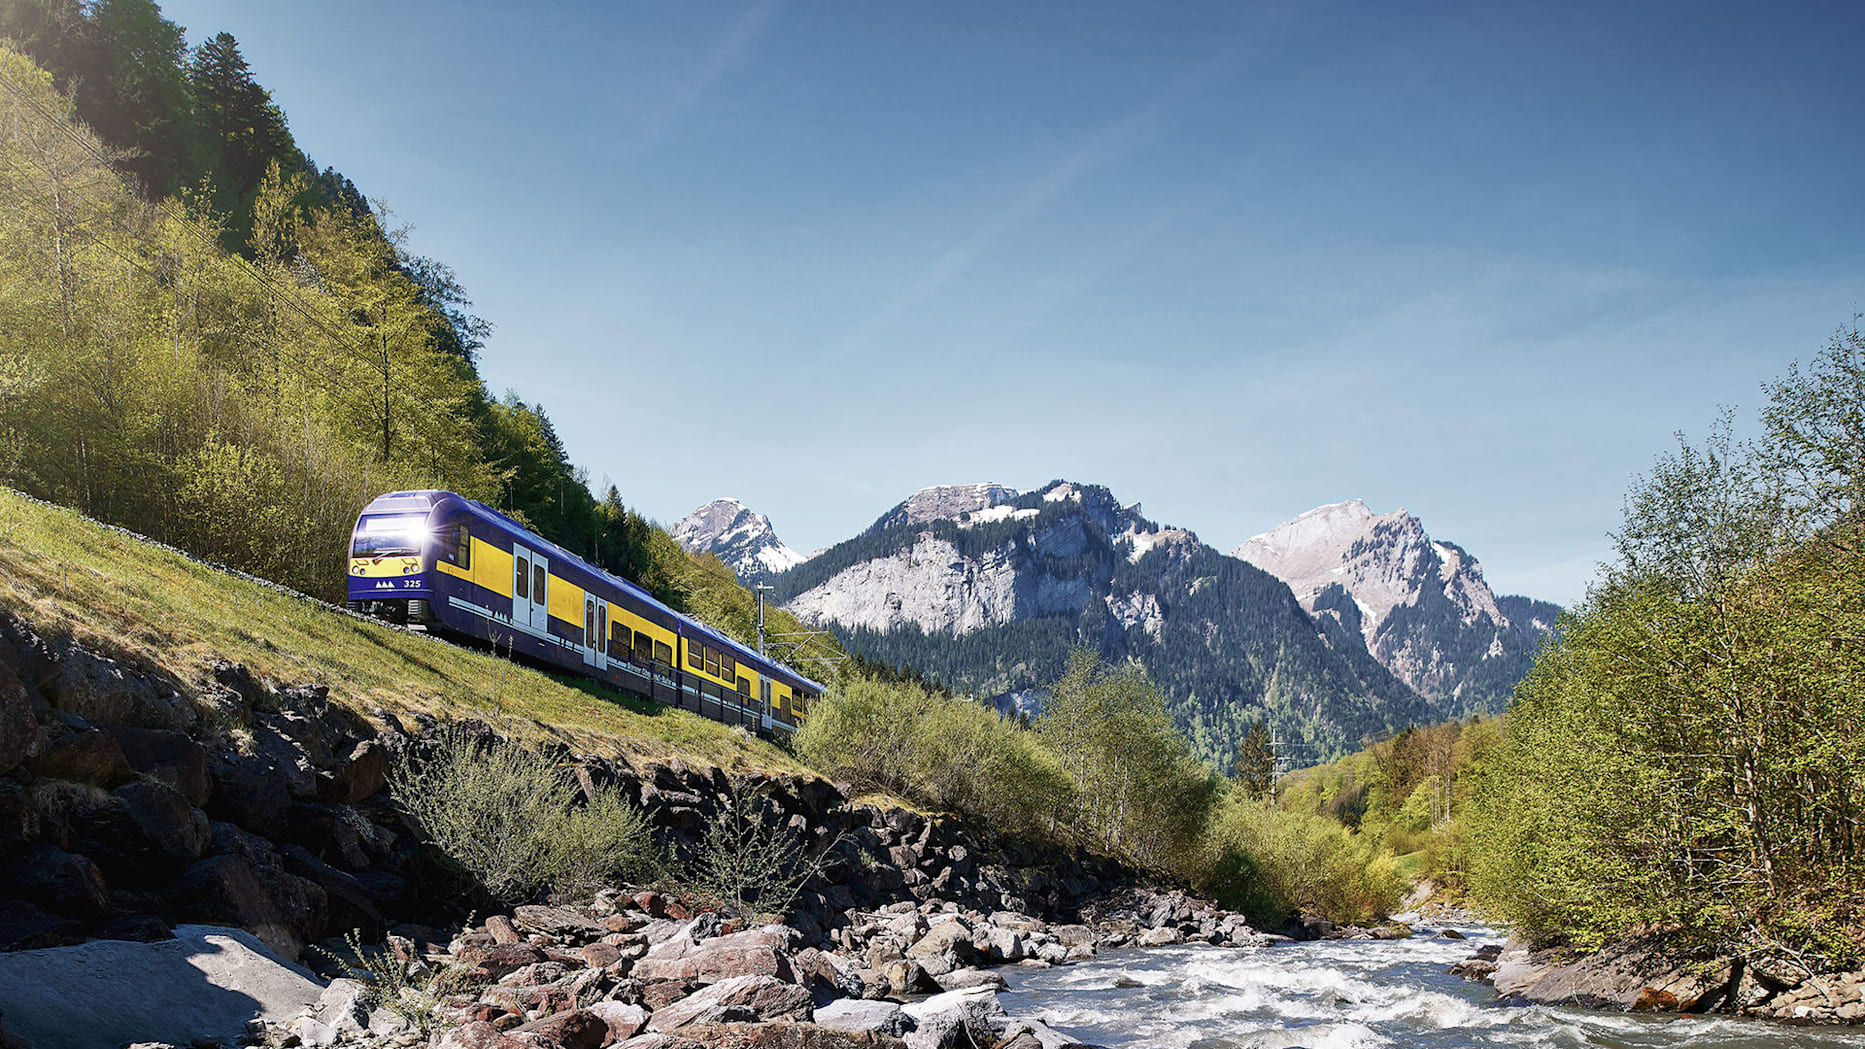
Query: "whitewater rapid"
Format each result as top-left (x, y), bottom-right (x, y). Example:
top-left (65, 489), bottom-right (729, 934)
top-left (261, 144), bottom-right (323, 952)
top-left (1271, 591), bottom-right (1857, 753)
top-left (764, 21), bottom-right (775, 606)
top-left (1000, 921), bottom-right (1857, 1048)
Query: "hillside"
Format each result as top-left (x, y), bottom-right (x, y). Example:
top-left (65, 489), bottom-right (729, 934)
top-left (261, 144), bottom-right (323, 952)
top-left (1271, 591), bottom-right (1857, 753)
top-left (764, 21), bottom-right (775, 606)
top-left (0, 486), bottom-right (806, 774)
top-left (1234, 500), bottom-right (1561, 716)
top-left (768, 480), bottom-right (1432, 765)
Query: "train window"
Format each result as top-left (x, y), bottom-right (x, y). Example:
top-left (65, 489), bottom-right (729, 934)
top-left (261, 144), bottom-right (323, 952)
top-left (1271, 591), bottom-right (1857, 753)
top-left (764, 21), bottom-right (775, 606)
top-left (655, 641), bottom-right (673, 666)
top-left (762, 679), bottom-right (773, 707)
top-left (737, 676), bottom-right (749, 698)
top-left (584, 600), bottom-right (595, 647)
top-left (686, 643), bottom-right (702, 671)
top-left (515, 556), bottom-right (529, 599)
top-left (721, 652), bottom-right (736, 678)
top-left (533, 566), bottom-right (545, 605)
top-left (438, 524), bottom-right (470, 567)
top-left (609, 622), bottom-right (626, 659)
top-left (704, 647), bottom-right (719, 677)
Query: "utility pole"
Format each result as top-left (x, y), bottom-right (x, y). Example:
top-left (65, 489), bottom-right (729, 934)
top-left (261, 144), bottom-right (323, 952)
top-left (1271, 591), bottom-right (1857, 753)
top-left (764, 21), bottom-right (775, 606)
top-left (753, 584), bottom-right (772, 655)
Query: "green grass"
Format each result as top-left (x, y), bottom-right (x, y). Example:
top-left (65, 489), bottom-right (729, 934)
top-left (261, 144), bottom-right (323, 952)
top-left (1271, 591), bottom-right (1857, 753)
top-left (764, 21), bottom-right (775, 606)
top-left (0, 487), bottom-right (810, 774)
top-left (1393, 849), bottom-right (1430, 883)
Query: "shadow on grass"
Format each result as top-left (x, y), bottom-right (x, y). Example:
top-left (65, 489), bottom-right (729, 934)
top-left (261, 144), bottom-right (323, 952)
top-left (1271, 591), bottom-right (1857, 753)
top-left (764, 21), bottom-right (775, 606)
top-left (544, 669), bottom-right (670, 719)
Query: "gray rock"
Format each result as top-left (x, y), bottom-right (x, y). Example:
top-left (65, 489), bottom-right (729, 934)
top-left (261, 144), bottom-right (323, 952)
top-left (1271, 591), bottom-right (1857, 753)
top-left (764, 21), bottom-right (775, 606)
top-left (815, 998), bottom-right (913, 1037)
top-left (900, 986), bottom-right (1010, 1049)
top-left (646, 973), bottom-right (814, 1031)
top-left (0, 924), bottom-right (321, 1049)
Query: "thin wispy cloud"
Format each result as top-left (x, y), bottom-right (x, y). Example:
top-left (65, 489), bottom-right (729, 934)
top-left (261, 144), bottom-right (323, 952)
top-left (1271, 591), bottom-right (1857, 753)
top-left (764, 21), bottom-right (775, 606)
top-left (626, 0), bottom-right (783, 161)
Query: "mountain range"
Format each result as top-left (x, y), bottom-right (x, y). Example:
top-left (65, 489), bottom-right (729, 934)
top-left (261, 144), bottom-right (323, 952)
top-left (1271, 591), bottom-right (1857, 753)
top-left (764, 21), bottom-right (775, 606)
top-left (674, 481), bottom-right (1559, 766)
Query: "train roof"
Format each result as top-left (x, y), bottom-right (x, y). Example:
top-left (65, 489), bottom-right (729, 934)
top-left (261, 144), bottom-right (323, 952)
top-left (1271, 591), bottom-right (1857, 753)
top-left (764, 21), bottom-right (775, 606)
top-left (359, 490), bottom-right (825, 692)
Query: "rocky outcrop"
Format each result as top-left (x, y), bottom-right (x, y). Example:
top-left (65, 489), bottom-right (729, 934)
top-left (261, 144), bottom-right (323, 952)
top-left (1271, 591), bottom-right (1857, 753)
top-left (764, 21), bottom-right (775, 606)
top-left (1458, 934), bottom-right (1865, 1025)
top-left (0, 925), bottom-right (323, 1049)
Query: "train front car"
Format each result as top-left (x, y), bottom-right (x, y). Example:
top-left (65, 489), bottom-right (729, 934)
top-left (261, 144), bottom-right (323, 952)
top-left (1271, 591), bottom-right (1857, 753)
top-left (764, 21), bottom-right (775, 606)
top-left (346, 491), bottom-right (442, 623)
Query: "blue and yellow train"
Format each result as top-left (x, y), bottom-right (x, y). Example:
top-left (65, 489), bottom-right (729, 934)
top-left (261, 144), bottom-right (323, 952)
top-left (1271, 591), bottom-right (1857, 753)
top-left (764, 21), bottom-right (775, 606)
top-left (345, 490), bottom-right (821, 734)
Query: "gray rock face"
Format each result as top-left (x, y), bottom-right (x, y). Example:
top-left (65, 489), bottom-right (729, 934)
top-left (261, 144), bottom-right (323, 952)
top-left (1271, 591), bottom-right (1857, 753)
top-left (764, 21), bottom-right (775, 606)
top-left (0, 924), bottom-right (322, 1049)
top-left (1233, 499), bottom-right (1561, 715)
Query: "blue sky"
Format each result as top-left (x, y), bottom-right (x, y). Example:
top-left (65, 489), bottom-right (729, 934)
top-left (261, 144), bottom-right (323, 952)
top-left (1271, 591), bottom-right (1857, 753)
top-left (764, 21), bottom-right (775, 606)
top-left (161, 1), bottom-right (1863, 606)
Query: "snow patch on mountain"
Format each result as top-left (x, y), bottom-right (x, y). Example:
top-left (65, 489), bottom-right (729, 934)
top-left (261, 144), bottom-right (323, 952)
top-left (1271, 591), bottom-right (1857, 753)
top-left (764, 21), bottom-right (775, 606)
top-left (673, 498), bottom-right (806, 582)
top-left (868, 483), bottom-right (1020, 534)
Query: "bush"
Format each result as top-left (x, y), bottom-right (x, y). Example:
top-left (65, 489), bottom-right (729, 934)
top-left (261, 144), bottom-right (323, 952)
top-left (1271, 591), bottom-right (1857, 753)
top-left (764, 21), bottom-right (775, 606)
top-left (1206, 796), bottom-right (1404, 926)
top-left (796, 674), bottom-right (1073, 839)
top-left (683, 779), bottom-right (838, 920)
top-left (391, 725), bottom-right (658, 903)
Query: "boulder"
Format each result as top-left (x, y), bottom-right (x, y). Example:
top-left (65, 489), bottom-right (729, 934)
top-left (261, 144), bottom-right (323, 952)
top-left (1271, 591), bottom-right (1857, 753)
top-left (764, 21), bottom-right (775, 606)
top-left (4, 843), bottom-right (109, 918)
top-left (207, 750), bottom-right (293, 834)
top-left (647, 974), bottom-right (814, 1031)
top-left (45, 647), bottom-right (188, 730)
top-left (933, 969), bottom-right (1005, 992)
top-left (814, 999), bottom-right (912, 1037)
top-left (1135, 927), bottom-right (1180, 947)
top-left (164, 854), bottom-right (327, 958)
top-left (0, 658), bottom-right (38, 775)
top-left (0, 924), bottom-right (321, 1049)
top-left (632, 943), bottom-right (793, 986)
top-left (514, 904), bottom-right (607, 941)
top-left (113, 728), bottom-right (210, 806)
top-left (435, 1021), bottom-right (525, 1049)
top-left (317, 739), bottom-right (389, 803)
top-left (510, 1008), bottom-right (610, 1049)
top-left (587, 1002), bottom-right (650, 1042)
top-left (672, 1023), bottom-right (908, 1048)
top-left (899, 987), bottom-right (1009, 1049)
top-left (28, 728), bottom-right (132, 785)
top-left (0, 897), bottom-right (83, 950)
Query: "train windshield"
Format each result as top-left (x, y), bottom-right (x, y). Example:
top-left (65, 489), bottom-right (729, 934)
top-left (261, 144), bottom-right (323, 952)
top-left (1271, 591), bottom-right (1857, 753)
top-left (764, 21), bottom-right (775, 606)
top-left (351, 514), bottom-right (429, 557)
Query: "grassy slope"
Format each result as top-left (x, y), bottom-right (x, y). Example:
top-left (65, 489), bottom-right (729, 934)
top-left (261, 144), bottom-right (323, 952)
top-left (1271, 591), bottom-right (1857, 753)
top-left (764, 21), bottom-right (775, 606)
top-left (0, 487), bottom-right (810, 774)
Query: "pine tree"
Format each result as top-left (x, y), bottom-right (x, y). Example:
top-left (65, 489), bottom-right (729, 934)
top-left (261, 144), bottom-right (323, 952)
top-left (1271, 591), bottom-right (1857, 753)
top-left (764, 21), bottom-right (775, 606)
top-left (1233, 719), bottom-right (1275, 799)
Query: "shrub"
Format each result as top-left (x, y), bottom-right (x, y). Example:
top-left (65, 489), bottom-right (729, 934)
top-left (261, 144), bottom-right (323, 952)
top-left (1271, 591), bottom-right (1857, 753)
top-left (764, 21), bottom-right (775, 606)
top-left (1207, 796), bottom-right (1404, 926)
top-left (796, 674), bottom-right (1073, 839)
top-left (684, 779), bottom-right (837, 920)
top-left (391, 725), bottom-right (658, 903)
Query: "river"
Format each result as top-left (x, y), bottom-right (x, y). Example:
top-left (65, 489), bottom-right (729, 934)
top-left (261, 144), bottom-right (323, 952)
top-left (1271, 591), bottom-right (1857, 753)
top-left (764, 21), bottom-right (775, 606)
top-left (1000, 921), bottom-right (1859, 1048)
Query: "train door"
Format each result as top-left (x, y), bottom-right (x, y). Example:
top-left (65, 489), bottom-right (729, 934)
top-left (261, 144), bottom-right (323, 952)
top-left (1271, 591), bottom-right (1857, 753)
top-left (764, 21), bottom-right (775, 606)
top-left (584, 597), bottom-right (607, 670)
top-left (513, 543), bottom-right (548, 633)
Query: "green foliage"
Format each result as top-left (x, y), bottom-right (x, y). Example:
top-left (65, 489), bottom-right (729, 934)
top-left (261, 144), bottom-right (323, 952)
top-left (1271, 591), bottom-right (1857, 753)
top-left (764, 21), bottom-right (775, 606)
top-left (390, 725), bottom-right (659, 904)
top-left (322, 928), bottom-right (472, 1037)
top-left (1034, 649), bottom-right (1219, 876)
top-left (796, 674), bottom-right (1072, 840)
top-left (1467, 322), bottom-right (1865, 965)
top-left (1206, 797), bottom-right (1404, 925)
top-left (683, 779), bottom-right (839, 921)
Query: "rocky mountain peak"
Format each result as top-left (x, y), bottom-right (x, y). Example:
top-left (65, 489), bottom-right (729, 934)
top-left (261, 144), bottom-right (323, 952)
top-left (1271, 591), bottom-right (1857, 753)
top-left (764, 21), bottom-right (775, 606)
top-left (672, 498), bottom-right (806, 582)
top-left (1231, 501), bottom-right (1554, 714)
top-left (867, 483), bottom-right (1021, 534)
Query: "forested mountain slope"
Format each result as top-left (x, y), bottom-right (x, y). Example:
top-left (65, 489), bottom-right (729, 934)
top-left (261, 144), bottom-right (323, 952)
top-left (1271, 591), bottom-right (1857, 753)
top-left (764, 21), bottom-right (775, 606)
top-left (767, 480), bottom-right (1433, 765)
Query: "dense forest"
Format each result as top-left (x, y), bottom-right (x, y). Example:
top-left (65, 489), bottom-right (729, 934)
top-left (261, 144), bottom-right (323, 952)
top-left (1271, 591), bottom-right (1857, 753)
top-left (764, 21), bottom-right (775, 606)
top-left (0, 3), bottom-right (833, 659)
